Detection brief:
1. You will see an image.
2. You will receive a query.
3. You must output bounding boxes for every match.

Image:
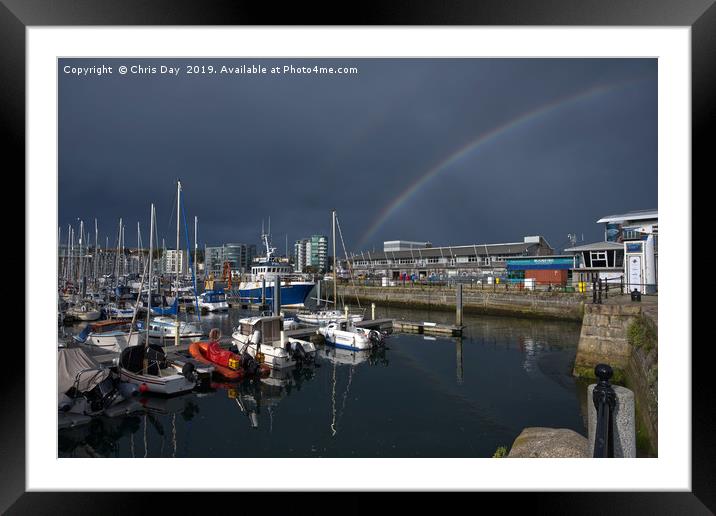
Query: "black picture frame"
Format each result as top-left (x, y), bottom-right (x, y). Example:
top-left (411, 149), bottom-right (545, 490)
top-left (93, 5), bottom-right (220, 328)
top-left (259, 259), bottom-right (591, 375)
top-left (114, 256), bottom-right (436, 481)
top-left (4, 0), bottom-right (708, 513)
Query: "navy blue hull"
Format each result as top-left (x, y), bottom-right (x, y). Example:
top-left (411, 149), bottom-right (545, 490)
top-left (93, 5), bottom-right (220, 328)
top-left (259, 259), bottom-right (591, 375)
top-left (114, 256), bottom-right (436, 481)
top-left (237, 283), bottom-right (314, 307)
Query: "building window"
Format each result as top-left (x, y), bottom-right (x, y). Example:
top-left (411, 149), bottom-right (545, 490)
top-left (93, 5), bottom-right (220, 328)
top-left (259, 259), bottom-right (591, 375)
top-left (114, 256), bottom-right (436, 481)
top-left (590, 251), bottom-right (607, 268)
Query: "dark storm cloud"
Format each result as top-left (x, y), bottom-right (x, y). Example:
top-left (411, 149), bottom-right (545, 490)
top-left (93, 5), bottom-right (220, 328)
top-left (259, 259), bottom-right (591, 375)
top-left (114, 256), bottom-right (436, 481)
top-left (59, 58), bottom-right (657, 253)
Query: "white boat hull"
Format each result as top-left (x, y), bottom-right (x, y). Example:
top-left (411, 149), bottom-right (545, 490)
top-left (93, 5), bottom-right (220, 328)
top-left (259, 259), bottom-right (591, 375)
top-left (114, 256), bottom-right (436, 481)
top-left (232, 332), bottom-right (316, 369)
top-left (199, 301), bottom-right (229, 312)
top-left (319, 326), bottom-right (373, 351)
top-left (69, 310), bottom-right (102, 321)
top-left (83, 331), bottom-right (144, 353)
top-left (119, 367), bottom-right (195, 395)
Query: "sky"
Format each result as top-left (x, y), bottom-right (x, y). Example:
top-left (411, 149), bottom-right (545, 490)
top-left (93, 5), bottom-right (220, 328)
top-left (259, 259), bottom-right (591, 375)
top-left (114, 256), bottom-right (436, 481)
top-left (59, 58), bottom-right (657, 255)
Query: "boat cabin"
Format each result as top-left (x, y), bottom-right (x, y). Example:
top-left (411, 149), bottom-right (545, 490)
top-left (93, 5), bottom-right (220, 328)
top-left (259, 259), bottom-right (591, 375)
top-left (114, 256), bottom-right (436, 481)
top-left (202, 290), bottom-right (227, 303)
top-left (237, 316), bottom-right (284, 342)
top-left (251, 261), bottom-right (293, 279)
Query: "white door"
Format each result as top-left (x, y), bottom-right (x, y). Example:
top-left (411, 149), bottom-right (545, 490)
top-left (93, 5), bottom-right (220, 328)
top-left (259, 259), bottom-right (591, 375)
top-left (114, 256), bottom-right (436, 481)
top-left (628, 255), bottom-right (643, 293)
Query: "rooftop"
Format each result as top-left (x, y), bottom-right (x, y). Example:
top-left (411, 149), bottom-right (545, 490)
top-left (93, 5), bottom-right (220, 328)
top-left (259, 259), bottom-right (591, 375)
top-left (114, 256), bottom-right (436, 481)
top-left (597, 209), bottom-right (658, 224)
top-left (564, 241), bottom-right (624, 252)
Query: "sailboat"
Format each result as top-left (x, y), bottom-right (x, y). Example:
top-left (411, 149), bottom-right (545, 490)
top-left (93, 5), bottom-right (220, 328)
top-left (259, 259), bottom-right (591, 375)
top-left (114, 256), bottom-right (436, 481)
top-left (316, 210), bottom-right (379, 351)
top-left (117, 190), bottom-right (198, 396)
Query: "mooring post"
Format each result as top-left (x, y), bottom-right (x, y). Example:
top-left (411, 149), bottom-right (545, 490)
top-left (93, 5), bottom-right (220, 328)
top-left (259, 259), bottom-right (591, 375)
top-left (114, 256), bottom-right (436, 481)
top-left (371, 302), bottom-right (375, 320)
top-left (456, 283), bottom-right (463, 326)
top-left (588, 364), bottom-right (636, 458)
top-left (273, 275), bottom-right (281, 316)
top-left (592, 279), bottom-right (597, 304)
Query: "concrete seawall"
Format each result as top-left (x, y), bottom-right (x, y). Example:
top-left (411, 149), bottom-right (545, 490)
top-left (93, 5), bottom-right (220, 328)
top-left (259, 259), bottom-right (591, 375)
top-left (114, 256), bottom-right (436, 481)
top-left (337, 285), bottom-right (585, 321)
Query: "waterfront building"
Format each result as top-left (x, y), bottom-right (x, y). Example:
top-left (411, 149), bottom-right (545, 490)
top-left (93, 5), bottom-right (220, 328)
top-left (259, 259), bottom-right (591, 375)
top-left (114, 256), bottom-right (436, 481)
top-left (205, 243), bottom-right (256, 276)
top-left (163, 249), bottom-right (188, 275)
top-left (564, 241), bottom-right (625, 287)
top-left (565, 209), bottom-right (657, 293)
top-left (351, 236), bottom-right (553, 280)
top-left (294, 235), bottom-right (328, 273)
top-left (383, 240), bottom-right (432, 252)
top-left (506, 255), bottom-right (577, 287)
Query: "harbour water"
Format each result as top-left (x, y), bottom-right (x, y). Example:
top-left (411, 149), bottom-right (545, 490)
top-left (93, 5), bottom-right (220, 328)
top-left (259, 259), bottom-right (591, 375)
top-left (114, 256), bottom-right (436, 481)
top-left (58, 306), bottom-right (588, 458)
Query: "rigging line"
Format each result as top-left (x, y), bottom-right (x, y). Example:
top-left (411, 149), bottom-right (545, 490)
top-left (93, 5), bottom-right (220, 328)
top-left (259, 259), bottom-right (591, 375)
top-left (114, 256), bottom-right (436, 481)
top-left (337, 363), bottom-right (355, 426)
top-left (180, 193), bottom-right (201, 322)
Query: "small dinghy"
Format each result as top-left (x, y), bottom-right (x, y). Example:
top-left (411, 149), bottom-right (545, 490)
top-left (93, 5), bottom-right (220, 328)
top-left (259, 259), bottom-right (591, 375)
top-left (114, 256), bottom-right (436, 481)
top-left (189, 340), bottom-right (269, 381)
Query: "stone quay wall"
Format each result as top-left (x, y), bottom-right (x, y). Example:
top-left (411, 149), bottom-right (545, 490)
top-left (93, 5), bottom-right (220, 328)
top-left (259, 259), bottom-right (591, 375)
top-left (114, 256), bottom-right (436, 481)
top-left (337, 285), bottom-right (585, 321)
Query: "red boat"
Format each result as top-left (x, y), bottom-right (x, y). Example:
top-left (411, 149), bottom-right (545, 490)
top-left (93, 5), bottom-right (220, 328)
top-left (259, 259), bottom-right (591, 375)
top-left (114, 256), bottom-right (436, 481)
top-left (189, 341), bottom-right (269, 381)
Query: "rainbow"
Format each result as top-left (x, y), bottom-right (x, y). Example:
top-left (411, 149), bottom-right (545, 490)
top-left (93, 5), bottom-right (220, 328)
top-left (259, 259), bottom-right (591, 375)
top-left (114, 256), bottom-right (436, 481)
top-left (358, 77), bottom-right (647, 248)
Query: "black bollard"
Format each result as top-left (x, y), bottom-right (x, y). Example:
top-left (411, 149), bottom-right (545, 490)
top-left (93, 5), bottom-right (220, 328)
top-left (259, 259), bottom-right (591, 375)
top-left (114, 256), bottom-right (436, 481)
top-left (592, 279), bottom-right (597, 304)
top-left (592, 364), bottom-right (616, 458)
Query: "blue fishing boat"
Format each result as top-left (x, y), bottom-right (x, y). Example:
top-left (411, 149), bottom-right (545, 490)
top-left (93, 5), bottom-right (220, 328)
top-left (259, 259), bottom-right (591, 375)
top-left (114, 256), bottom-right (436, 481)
top-left (237, 231), bottom-right (314, 308)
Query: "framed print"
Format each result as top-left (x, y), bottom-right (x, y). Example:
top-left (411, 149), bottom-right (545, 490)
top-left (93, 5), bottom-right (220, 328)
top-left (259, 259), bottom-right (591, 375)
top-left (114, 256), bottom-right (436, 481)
top-left (4, 0), bottom-right (710, 512)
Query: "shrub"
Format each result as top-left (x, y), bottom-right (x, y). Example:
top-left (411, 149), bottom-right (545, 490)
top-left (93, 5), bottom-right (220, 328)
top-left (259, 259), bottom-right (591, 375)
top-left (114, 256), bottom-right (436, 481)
top-left (627, 316), bottom-right (657, 352)
top-left (492, 446), bottom-right (508, 458)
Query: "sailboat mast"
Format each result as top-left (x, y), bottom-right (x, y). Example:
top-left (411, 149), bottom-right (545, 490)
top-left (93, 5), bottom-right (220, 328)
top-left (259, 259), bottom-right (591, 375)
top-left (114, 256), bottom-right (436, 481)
top-left (332, 209), bottom-right (337, 306)
top-left (93, 218), bottom-right (98, 284)
top-left (175, 180), bottom-right (181, 347)
top-left (146, 204), bottom-right (154, 347)
top-left (194, 216), bottom-right (198, 283)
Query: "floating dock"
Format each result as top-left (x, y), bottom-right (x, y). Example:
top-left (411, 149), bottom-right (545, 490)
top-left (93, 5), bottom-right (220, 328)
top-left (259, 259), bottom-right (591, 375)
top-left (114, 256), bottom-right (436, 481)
top-left (391, 320), bottom-right (464, 336)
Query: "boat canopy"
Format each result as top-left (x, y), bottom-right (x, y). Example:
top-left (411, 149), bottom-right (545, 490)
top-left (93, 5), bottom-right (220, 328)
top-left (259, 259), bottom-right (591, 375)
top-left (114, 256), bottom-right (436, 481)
top-left (57, 347), bottom-right (110, 402)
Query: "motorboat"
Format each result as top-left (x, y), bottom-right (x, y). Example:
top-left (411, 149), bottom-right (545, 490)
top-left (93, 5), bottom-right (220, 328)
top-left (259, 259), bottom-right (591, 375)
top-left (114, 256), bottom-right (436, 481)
top-left (58, 346), bottom-right (129, 427)
top-left (198, 289), bottom-right (229, 312)
top-left (74, 319), bottom-right (145, 353)
top-left (104, 302), bottom-right (136, 319)
top-left (66, 302), bottom-right (102, 321)
top-left (318, 320), bottom-right (384, 351)
top-left (295, 309), bottom-right (363, 326)
top-left (231, 314), bottom-right (316, 369)
top-left (138, 316), bottom-right (203, 341)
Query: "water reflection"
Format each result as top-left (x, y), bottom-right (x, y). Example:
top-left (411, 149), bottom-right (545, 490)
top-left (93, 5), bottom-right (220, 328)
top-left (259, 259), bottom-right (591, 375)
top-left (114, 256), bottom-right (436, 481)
top-left (60, 306), bottom-right (586, 458)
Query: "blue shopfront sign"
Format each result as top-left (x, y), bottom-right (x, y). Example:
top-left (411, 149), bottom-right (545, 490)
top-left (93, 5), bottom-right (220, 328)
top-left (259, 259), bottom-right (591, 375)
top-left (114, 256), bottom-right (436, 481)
top-left (506, 257), bottom-right (574, 271)
top-left (626, 242), bottom-right (643, 253)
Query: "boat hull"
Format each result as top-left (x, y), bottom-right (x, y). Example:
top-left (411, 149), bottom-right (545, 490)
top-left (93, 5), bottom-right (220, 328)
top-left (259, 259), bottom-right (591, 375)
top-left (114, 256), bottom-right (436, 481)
top-left (232, 333), bottom-right (316, 369)
top-left (237, 282), bottom-right (314, 308)
top-left (319, 328), bottom-right (373, 351)
top-left (119, 367), bottom-right (195, 396)
top-left (83, 331), bottom-right (143, 353)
